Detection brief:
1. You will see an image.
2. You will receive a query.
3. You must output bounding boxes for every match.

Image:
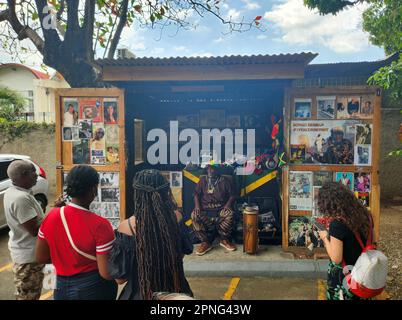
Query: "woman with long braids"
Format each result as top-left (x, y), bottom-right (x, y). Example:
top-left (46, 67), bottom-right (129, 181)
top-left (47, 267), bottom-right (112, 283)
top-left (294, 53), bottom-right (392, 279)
top-left (108, 169), bottom-right (193, 300)
top-left (317, 182), bottom-right (373, 300)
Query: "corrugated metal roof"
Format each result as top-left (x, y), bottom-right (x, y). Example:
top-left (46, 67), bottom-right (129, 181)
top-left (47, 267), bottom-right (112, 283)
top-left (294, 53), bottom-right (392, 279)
top-left (305, 53), bottom-right (399, 78)
top-left (96, 52), bottom-right (318, 67)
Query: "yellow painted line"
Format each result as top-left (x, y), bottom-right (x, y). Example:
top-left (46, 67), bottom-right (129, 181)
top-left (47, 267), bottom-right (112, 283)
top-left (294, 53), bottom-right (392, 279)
top-left (223, 277), bottom-right (240, 300)
top-left (0, 263), bottom-right (13, 273)
top-left (185, 219), bottom-right (193, 226)
top-left (317, 279), bottom-right (326, 300)
top-left (240, 170), bottom-right (277, 197)
top-left (40, 290), bottom-right (54, 300)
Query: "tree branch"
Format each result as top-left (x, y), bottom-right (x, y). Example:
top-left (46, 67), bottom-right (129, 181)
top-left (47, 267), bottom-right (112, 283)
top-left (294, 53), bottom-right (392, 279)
top-left (64, 0), bottom-right (80, 42)
top-left (0, 9), bottom-right (10, 22)
top-left (107, 0), bottom-right (129, 59)
top-left (82, 0), bottom-right (96, 62)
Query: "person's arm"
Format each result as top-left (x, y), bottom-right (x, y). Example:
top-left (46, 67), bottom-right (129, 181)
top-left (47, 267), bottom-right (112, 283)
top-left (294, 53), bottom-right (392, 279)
top-left (319, 230), bottom-right (343, 264)
top-left (97, 253), bottom-right (113, 280)
top-left (224, 196), bottom-right (236, 210)
top-left (21, 216), bottom-right (41, 237)
top-left (35, 238), bottom-right (52, 264)
top-left (223, 178), bottom-right (236, 210)
top-left (95, 220), bottom-right (116, 280)
top-left (193, 178), bottom-right (204, 213)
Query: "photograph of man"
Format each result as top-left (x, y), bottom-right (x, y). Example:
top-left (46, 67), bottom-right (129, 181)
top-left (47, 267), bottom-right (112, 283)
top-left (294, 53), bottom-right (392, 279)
top-left (62, 127), bottom-right (72, 141)
top-left (63, 103), bottom-right (78, 126)
top-left (361, 100), bottom-right (373, 117)
top-left (191, 164), bottom-right (237, 256)
top-left (320, 127), bottom-right (353, 164)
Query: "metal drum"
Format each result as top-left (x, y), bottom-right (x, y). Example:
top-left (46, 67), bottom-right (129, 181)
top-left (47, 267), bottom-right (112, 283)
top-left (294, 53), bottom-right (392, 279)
top-left (243, 205), bottom-right (259, 254)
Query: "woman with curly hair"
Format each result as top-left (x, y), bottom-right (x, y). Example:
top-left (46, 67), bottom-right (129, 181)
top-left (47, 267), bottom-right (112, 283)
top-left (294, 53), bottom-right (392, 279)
top-left (108, 169), bottom-right (193, 300)
top-left (317, 181), bottom-right (373, 300)
top-left (35, 165), bottom-right (117, 300)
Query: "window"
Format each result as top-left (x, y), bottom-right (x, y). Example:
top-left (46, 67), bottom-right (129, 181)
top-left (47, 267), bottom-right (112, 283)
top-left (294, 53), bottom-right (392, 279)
top-left (0, 161), bottom-right (12, 182)
top-left (134, 119), bottom-right (145, 164)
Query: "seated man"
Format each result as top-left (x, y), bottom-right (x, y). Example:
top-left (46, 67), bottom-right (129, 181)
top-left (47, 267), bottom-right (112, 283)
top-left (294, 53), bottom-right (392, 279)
top-left (191, 164), bottom-right (237, 255)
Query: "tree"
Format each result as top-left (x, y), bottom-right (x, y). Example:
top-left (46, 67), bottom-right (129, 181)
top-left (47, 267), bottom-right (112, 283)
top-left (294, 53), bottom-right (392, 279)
top-left (0, 86), bottom-right (26, 121)
top-left (0, 1), bottom-right (262, 88)
top-left (304, 0), bottom-right (402, 101)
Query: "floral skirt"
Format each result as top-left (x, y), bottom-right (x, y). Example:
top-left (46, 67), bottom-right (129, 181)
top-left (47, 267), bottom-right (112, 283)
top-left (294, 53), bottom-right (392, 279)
top-left (326, 261), bottom-right (365, 300)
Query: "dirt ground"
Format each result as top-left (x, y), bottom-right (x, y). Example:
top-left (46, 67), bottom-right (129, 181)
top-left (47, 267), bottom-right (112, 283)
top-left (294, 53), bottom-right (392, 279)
top-left (378, 202), bottom-right (402, 300)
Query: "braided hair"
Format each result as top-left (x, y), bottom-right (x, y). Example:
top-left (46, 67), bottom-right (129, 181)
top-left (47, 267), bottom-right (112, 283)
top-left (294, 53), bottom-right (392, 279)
top-left (66, 165), bottom-right (99, 198)
top-left (133, 169), bottom-right (183, 300)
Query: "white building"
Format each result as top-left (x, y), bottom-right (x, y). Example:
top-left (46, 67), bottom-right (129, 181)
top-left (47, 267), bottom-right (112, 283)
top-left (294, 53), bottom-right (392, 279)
top-left (0, 63), bottom-right (69, 123)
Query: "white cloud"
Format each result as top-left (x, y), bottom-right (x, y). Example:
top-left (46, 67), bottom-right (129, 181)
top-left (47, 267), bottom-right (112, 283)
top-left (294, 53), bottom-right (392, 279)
top-left (264, 0), bottom-right (371, 54)
top-left (214, 37), bottom-right (224, 43)
top-left (149, 47), bottom-right (165, 56)
top-left (173, 46), bottom-right (187, 52)
top-left (241, 0), bottom-right (261, 11)
top-left (257, 34), bottom-right (268, 40)
top-left (226, 9), bottom-right (241, 21)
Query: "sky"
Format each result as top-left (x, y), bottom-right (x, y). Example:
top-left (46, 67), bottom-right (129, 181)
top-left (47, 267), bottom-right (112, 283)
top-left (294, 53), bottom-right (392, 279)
top-left (0, 0), bottom-right (386, 71)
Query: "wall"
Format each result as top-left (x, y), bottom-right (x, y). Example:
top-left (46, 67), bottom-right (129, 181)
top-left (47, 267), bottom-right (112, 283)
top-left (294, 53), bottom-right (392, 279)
top-left (380, 98), bottom-right (402, 200)
top-left (0, 130), bottom-right (57, 197)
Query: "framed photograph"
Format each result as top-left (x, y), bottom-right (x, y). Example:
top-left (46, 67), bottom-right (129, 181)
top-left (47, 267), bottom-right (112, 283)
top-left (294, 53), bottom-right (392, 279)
top-left (200, 109), bottom-right (225, 128)
top-left (355, 145), bottom-right (371, 165)
top-left (288, 216), bottom-right (324, 249)
top-left (62, 127), bottom-right (73, 141)
top-left (355, 124), bottom-right (372, 145)
top-left (177, 114), bottom-right (199, 128)
top-left (99, 172), bottom-right (119, 188)
top-left (79, 98), bottom-right (102, 122)
top-left (317, 96), bottom-right (335, 119)
top-left (101, 188), bottom-right (120, 202)
top-left (294, 99), bottom-right (312, 119)
top-left (354, 173), bottom-right (371, 192)
top-left (335, 172), bottom-right (354, 191)
top-left (359, 95), bottom-right (374, 119)
top-left (72, 139), bottom-right (90, 164)
top-left (91, 150), bottom-right (106, 165)
top-left (63, 98), bottom-right (79, 126)
top-left (103, 98), bottom-right (118, 124)
top-left (226, 115), bottom-right (241, 128)
top-left (290, 144), bottom-right (305, 164)
top-left (170, 171), bottom-right (183, 188)
top-left (289, 171), bottom-right (313, 211)
top-left (78, 119), bottom-right (93, 139)
top-left (290, 120), bottom-right (358, 165)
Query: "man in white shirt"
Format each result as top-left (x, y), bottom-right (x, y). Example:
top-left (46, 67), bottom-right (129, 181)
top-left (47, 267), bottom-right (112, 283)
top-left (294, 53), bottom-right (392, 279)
top-left (3, 160), bottom-right (45, 300)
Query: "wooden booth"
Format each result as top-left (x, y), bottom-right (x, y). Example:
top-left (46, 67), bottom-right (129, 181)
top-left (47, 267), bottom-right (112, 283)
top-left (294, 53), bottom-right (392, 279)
top-left (54, 53), bottom-right (382, 255)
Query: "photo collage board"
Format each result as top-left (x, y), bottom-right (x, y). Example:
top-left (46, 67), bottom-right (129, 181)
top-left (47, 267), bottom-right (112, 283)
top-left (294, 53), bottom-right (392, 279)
top-left (288, 94), bottom-right (375, 249)
top-left (62, 97), bottom-right (120, 165)
top-left (62, 171), bottom-right (121, 229)
top-left (161, 171), bottom-right (183, 208)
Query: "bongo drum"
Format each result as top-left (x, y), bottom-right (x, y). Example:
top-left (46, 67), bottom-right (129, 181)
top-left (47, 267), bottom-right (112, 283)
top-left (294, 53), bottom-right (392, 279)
top-left (243, 205), bottom-right (259, 254)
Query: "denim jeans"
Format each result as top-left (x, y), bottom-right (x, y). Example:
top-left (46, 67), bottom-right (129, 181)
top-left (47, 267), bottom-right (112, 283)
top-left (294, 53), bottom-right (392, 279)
top-left (54, 270), bottom-right (117, 300)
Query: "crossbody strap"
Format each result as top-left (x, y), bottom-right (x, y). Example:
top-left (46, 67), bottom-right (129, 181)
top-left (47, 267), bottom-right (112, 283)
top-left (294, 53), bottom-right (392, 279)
top-left (60, 206), bottom-right (97, 261)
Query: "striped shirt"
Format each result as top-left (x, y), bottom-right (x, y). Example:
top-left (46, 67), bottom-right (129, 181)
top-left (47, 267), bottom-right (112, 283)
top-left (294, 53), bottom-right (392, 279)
top-left (38, 203), bottom-right (115, 276)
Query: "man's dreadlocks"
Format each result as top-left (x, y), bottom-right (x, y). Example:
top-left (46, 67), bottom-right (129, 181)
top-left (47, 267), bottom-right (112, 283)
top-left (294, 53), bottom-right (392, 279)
top-left (133, 169), bottom-right (183, 300)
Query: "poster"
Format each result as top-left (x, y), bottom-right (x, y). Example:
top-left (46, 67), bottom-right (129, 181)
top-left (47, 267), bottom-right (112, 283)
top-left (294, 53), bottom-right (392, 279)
top-left (106, 145), bottom-right (119, 164)
top-left (200, 109), bottom-right (225, 127)
top-left (355, 192), bottom-right (370, 207)
top-left (290, 145), bottom-right (305, 163)
top-left (335, 172), bottom-right (354, 191)
top-left (355, 124), bottom-right (372, 145)
top-left (226, 115), bottom-right (241, 128)
top-left (79, 98), bottom-right (102, 122)
top-left (312, 186), bottom-right (323, 217)
top-left (359, 95), bottom-right (374, 119)
top-left (354, 173), bottom-right (370, 192)
top-left (90, 202), bottom-right (120, 219)
top-left (290, 120), bottom-right (358, 164)
top-left (354, 145), bottom-right (371, 165)
top-left (317, 96), bottom-right (335, 119)
top-left (101, 188), bottom-right (120, 202)
top-left (313, 171), bottom-right (333, 187)
top-left (78, 119), bottom-right (93, 139)
top-left (177, 114), bottom-right (199, 128)
top-left (170, 172), bottom-right (183, 188)
top-left (91, 150), bottom-right (106, 165)
top-left (99, 172), bottom-right (119, 188)
top-left (72, 139), bottom-right (90, 164)
top-left (289, 171), bottom-right (313, 211)
top-left (63, 98), bottom-right (79, 126)
top-left (288, 216), bottom-right (324, 249)
top-left (336, 96), bottom-right (360, 119)
top-left (105, 125), bottom-right (119, 144)
top-left (294, 99), bottom-right (311, 119)
top-left (91, 124), bottom-right (106, 165)
top-left (103, 98), bottom-right (118, 124)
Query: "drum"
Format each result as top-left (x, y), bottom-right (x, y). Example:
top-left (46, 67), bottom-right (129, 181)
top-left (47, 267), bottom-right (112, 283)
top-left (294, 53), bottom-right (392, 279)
top-left (243, 205), bottom-right (259, 254)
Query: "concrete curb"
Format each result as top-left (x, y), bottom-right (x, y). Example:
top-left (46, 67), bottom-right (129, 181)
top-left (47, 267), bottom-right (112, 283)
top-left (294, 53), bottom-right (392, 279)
top-left (184, 260), bottom-right (329, 278)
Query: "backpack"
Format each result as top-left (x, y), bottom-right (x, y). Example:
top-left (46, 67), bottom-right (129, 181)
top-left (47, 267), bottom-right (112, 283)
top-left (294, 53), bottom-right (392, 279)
top-left (343, 215), bottom-right (388, 299)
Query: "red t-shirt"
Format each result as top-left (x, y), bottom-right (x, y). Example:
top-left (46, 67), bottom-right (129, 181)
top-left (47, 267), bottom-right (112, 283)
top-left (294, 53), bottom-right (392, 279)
top-left (38, 203), bottom-right (115, 276)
